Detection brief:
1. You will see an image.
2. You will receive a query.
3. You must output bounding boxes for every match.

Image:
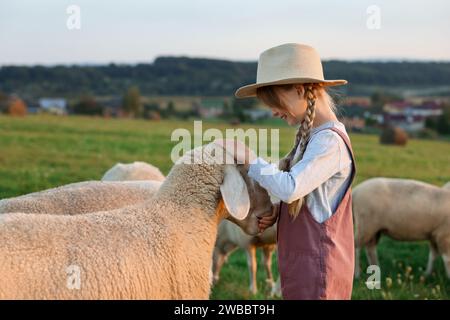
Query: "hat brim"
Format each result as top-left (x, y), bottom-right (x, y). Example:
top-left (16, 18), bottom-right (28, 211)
top-left (234, 78), bottom-right (348, 99)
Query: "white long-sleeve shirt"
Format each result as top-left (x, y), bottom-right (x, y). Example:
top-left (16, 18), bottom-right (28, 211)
top-left (248, 121), bottom-right (353, 223)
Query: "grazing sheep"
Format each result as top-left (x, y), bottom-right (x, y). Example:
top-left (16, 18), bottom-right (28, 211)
top-left (443, 182), bottom-right (450, 190)
top-left (353, 177), bottom-right (450, 279)
top-left (0, 142), bottom-right (273, 299)
top-left (102, 161), bottom-right (165, 182)
top-left (0, 180), bottom-right (161, 215)
top-left (212, 219), bottom-right (279, 296)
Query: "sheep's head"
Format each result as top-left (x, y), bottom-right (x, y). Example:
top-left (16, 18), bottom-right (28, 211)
top-left (174, 141), bottom-right (273, 236)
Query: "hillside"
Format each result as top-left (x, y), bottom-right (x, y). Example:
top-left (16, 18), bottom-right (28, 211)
top-left (1, 57), bottom-right (450, 99)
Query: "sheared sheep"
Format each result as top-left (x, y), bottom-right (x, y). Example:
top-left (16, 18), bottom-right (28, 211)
top-left (353, 177), bottom-right (450, 278)
top-left (0, 142), bottom-right (273, 299)
top-left (212, 219), bottom-right (279, 296)
top-left (102, 161), bottom-right (165, 182)
top-left (0, 180), bottom-right (161, 215)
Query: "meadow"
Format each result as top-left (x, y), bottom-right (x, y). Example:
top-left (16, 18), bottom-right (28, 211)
top-left (1, 114), bottom-right (450, 299)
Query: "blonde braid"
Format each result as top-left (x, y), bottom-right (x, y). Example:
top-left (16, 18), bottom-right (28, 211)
top-left (287, 84), bottom-right (317, 218)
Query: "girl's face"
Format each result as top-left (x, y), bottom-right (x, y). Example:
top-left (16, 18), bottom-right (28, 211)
top-left (269, 85), bottom-right (308, 126)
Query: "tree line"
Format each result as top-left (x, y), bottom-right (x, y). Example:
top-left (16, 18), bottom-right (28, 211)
top-left (1, 57), bottom-right (450, 99)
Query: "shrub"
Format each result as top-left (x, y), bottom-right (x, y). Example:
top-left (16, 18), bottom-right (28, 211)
top-left (7, 98), bottom-right (27, 116)
top-left (380, 126), bottom-right (408, 146)
top-left (73, 96), bottom-right (103, 115)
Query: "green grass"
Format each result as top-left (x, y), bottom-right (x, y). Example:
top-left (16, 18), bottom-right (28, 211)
top-left (1, 115), bottom-right (450, 300)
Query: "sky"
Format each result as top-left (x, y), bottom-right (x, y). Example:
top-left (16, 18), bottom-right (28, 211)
top-left (0, 0), bottom-right (449, 66)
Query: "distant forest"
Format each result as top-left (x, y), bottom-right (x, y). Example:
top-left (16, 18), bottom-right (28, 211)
top-left (1, 57), bottom-right (450, 98)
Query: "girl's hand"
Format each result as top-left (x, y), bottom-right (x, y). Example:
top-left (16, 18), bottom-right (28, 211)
top-left (213, 139), bottom-right (257, 164)
top-left (258, 203), bottom-right (279, 232)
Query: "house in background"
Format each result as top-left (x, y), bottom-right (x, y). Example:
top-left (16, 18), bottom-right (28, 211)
top-left (337, 98), bottom-right (371, 132)
top-left (197, 98), bottom-right (226, 118)
top-left (344, 96), bottom-right (371, 108)
top-left (38, 98), bottom-right (67, 115)
top-left (383, 100), bottom-right (443, 132)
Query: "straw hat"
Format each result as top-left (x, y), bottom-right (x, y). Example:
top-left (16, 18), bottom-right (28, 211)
top-left (235, 43), bottom-right (347, 98)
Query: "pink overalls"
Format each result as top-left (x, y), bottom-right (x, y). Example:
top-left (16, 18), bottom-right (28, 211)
top-left (277, 127), bottom-right (356, 300)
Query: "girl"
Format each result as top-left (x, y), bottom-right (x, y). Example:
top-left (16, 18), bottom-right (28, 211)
top-left (234, 43), bottom-right (356, 300)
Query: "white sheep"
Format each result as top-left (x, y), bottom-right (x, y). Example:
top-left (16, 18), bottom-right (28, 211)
top-left (0, 160), bottom-right (165, 215)
top-left (443, 182), bottom-right (450, 190)
top-left (0, 180), bottom-right (161, 215)
top-left (353, 177), bottom-right (450, 278)
top-left (0, 142), bottom-right (273, 299)
top-left (102, 161), bottom-right (165, 182)
top-left (212, 219), bottom-right (280, 296)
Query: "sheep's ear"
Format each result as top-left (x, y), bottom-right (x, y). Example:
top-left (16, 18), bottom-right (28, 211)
top-left (220, 165), bottom-right (250, 220)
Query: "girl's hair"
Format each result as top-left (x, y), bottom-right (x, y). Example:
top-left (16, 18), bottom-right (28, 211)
top-left (256, 83), bottom-right (336, 218)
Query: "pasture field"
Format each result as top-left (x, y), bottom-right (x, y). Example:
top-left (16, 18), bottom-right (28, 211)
top-left (1, 115), bottom-right (450, 299)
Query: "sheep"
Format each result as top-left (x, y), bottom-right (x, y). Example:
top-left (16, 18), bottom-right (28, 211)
top-left (102, 161), bottom-right (165, 182)
top-left (0, 142), bottom-right (273, 299)
top-left (0, 160), bottom-right (165, 215)
top-left (0, 180), bottom-right (161, 215)
top-left (353, 177), bottom-right (450, 279)
top-left (212, 219), bottom-right (280, 296)
top-left (443, 182), bottom-right (450, 190)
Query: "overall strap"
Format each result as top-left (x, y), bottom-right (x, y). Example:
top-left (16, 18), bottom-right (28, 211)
top-left (310, 126), bottom-right (357, 184)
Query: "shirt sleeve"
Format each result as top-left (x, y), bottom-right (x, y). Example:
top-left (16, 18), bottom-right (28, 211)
top-left (248, 130), bottom-right (350, 203)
